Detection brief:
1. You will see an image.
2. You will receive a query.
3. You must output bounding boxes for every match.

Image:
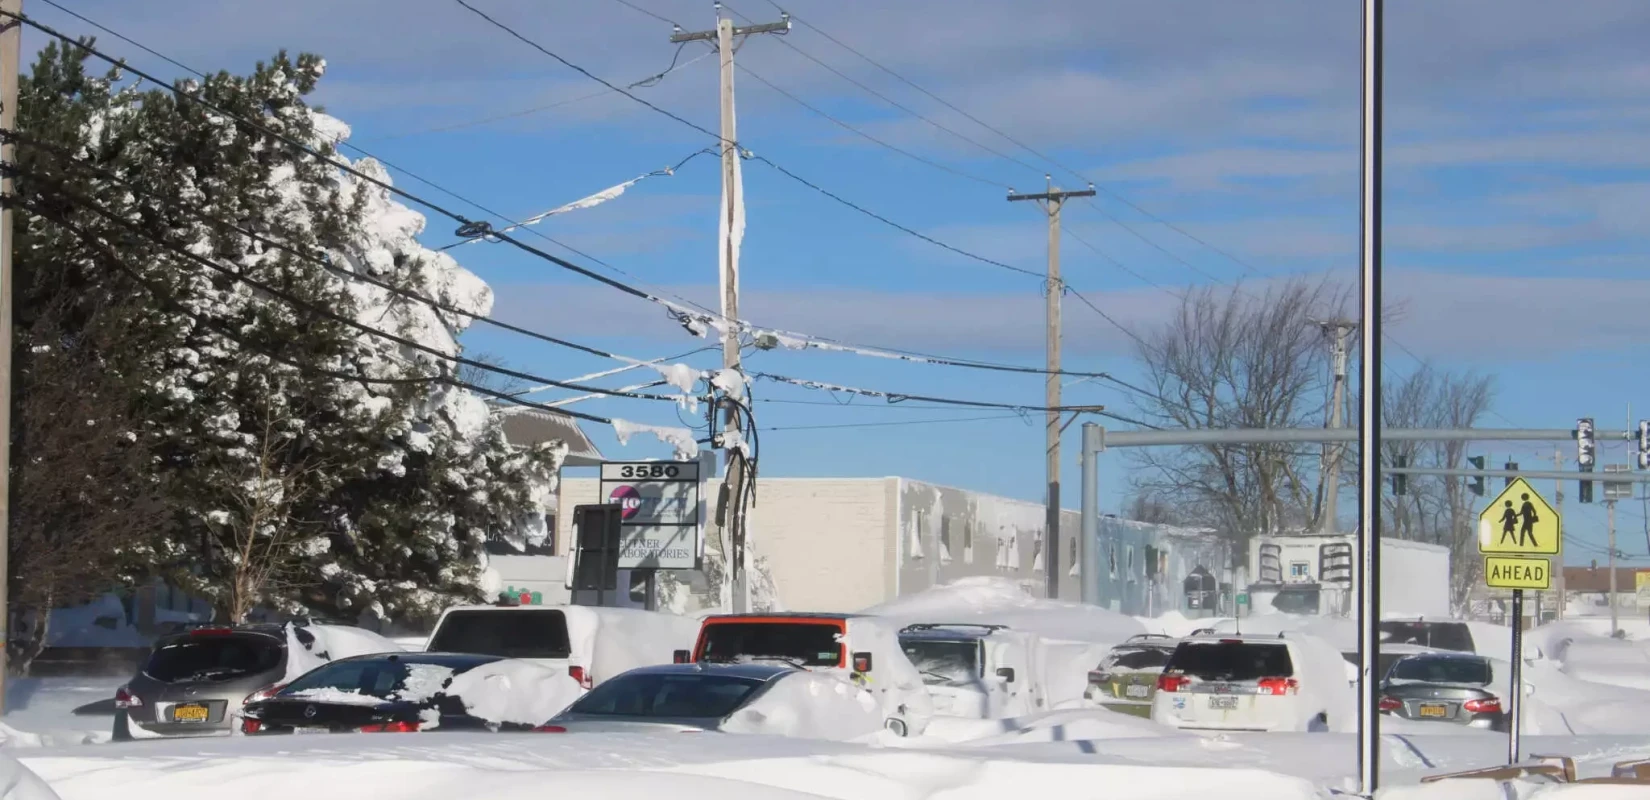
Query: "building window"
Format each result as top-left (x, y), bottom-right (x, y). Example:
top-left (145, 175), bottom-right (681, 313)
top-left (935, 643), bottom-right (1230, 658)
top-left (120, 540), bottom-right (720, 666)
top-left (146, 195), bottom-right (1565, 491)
top-left (940, 516), bottom-right (953, 563)
top-left (908, 511), bottom-right (925, 560)
top-left (964, 520), bottom-right (975, 564)
top-left (1109, 542), bottom-right (1118, 579)
top-left (1290, 562), bottom-right (1310, 580)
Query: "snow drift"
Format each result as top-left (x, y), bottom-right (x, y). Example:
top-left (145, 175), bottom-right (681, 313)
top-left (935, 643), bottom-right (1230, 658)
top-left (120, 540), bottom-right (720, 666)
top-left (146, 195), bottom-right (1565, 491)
top-left (444, 660), bottom-right (583, 727)
top-left (721, 672), bottom-right (883, 741)
top-left (863, 577), bottom-right (1144, 645)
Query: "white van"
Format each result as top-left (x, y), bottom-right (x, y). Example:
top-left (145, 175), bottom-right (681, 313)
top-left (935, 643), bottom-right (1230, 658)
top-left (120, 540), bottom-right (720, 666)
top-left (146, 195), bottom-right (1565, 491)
top-left (897, 623), bottom-right (1046, 718)
top-left (1151, 634), bottom-right (1348, 733)
top-left (425, 601), bottom-right (701, 689)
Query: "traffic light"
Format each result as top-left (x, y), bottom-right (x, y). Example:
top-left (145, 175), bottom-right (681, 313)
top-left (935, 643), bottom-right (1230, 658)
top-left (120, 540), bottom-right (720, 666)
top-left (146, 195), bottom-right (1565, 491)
top-left (1638, 420), bottom-right (1649, 470)
top-left (1467, 456), bottom-right (1486, 496)
top-left (1504, 462), bottom-right (1517, 488)
top-left (1391, 453), bottom-right (1407, 496)
top-left (1579, 418), bottom-right (1596, 503)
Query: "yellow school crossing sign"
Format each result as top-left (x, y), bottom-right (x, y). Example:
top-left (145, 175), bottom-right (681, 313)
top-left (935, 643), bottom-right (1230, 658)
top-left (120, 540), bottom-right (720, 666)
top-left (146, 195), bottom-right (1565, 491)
top-left (1478, 477), bottom-right (1560, 590)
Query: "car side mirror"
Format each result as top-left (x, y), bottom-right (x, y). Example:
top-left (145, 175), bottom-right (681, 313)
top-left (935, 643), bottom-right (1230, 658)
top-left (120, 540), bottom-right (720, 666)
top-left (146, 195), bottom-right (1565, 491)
top-left (995, 667), bottom-right (1016, 683)
top-left (852, 652), bottom-right (873, 673)
top-left (673, 650), bottom-right (690, 664)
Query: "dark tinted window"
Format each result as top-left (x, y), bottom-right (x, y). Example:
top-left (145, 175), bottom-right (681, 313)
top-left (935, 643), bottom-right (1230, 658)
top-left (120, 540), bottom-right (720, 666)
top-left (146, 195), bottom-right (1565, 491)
top-left (698, 622), bottom-right (842, 668)
top-left (1389, 656), bottom-right (1491, 686)
top-left (427, 610), bottom-right (571, 659)
top-left (568, 673), bottom-right (763, 718)
top-left (900, 638), bottom-right (981, 685)
top-left (1165, 641), bottom-right (1294, 681)
top-left (1379, 621), bottom-right (1474, 653)
top-left (1108, 646), bottom-right (1173, 671)
top-left (144, 635), bottom-right (283, 683)
top-left (280, 658), bottom-right (467, 701)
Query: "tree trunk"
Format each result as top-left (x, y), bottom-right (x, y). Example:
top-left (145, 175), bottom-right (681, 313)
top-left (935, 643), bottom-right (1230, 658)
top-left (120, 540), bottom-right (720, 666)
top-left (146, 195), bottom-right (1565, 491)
top-left (15, 593), bottom-right (53, 677)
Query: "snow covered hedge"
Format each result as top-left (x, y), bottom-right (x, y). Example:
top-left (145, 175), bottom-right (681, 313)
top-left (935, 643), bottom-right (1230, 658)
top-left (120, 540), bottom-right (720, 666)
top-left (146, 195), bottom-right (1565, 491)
top-left (14, 45), bottom-right (562, 625)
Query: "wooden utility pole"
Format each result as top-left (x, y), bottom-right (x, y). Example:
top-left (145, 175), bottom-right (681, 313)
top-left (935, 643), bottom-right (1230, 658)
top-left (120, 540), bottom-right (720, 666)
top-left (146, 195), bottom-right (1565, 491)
top-left (671, 5), bottom-right (788, 613)
top-left (0, 0), bottom-right (21, 711)
top-left (1009, 178), bottom-right (1093, 600)
top-left (1313, 319), bottom-right (1357, 533)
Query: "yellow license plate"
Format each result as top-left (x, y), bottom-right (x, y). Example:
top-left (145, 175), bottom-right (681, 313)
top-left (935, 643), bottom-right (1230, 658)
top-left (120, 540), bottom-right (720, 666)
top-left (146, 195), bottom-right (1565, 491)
top-left (173, 704), bottom-right (209, 723)
top-left (1418, 703), bottom-right (1448, 718)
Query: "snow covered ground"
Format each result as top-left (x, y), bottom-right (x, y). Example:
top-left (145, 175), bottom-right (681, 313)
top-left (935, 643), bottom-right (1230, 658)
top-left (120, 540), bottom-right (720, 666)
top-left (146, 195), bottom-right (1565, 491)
top-left (1, 591), bottom-right (1648, 799)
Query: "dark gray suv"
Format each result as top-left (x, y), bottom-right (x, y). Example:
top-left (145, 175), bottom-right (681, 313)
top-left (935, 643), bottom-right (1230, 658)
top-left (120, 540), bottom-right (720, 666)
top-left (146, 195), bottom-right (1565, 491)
top-left (114, 624), bottom-right (317, 740)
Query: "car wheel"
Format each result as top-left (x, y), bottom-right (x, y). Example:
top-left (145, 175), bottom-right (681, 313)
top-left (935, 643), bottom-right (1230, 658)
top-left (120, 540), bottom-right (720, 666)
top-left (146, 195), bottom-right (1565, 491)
top-left (111, 710), bottom-right (132, 742)
top-left (884, 718), bottom-right (908, 737)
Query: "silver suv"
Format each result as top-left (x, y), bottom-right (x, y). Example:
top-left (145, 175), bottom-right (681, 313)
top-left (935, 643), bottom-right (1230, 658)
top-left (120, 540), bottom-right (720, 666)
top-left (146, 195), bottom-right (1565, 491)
top-left (113, 624), bottom-right (316, 740)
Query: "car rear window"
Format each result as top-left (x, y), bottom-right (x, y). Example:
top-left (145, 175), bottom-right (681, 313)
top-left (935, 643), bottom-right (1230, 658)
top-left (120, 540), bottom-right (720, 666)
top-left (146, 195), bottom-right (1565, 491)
top-left (280, 658), bottom-right (463, 702)
top-left (568, 673), bottom-right (764, 718)
top-left (900, 638), bottom-right (981, 685)
top-left (1107, 646), bottom-right (1173, 671)
top-left (1379, 621), bottom-right (1474, 653)
top-left (698, 622), bottom-right (843, 668)
top-left (1389, 656), bottom-right (1491, 686)
top-left (427, 609), bottom-right (571, 659)
top-left (1165, 641), bottom-right (1294, 681)
top-left (143, 634), bottom-right (283, 684)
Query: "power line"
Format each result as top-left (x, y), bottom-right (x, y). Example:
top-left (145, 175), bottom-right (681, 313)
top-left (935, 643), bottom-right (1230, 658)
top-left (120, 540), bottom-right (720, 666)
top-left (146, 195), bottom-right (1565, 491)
top-left (753, 371), bottom-right (1157, 425)
top-left (10, 166), bottom-right (695, 404)
top-left (16, 9), bottom-right (1146, 386)
top-left (18, 191), bottom-right (627, 427)
top-left (764, 414), bottom-right (1023, 432)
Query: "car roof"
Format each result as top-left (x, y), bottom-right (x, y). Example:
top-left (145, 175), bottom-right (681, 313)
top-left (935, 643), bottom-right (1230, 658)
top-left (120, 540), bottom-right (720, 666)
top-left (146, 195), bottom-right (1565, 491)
top-left (329, 652), bottom-right (506, 668)
top-left (1390, 650), bottom-right (1486, 662)
top-left (157, 625), bottom-right (290, 645)
top-left (702, 612), bottom-right (861, 622)
top-left (1179, 634), bottom-right (1296, 646)
top-left (898, 623), bottom-right (1008, 640)
top-left (620, 662), bottom-right (798, 680)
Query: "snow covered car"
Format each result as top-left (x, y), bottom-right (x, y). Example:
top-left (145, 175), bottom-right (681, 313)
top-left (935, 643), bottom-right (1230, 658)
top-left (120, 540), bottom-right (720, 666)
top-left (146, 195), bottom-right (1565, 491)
top-left (1085, 634), bottom-right (1177, 717)
top-left (897, 623), bottom-right (1045, 718)
top-left (1379, 618), bottom-right (1476, 653)
top-left (1378, 652), bottom-right (1506, 731)
top-left (112, 622), bottom-right (400, 741)
top-left (240, 652), bottom-right (542, 734)
top-left (1151, 634), bottom-right (1351, 733)
top-left (678, 613), bottom-right (934, 736)
top-left (424, 601), bottom-right (700, 691)
top-left (540, 662), bottom-right (890, 739)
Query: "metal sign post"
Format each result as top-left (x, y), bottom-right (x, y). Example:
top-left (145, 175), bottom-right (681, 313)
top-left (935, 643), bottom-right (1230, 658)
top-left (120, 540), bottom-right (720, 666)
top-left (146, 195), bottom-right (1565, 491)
top-left (1508, 588), bottom-right (1524, 764)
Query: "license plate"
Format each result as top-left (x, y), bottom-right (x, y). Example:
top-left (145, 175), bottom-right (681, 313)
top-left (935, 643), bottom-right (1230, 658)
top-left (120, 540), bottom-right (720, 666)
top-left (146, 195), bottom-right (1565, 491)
top-left (293, 726), bottom-right (330, 735)
top-left (1208, 695), bottom-right (1239, 710)
top-left (172, 704), bottom-right (209, 723)
top-left (1125, 684), bottom-right (1150, 699)
top-left (1418, 703), bottom-right (1448, 719)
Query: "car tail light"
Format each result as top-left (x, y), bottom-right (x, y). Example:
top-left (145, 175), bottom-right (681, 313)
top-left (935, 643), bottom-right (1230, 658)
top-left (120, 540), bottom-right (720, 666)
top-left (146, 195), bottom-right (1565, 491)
top-left (568, 666), bottom-right (593, 690)
top-left (1157, 674), bottom-right (1189, 693)
top-left (240, 718), bottom-right (263, 734)
top-left (1256, 677), bottom-right (1299, 696)
top-left (533, 725), bottom-right (567, 733)
top-left (358, 721), bottom-right (421, 733)
top-left (1463, 698), bottom-right (1502, 714)
top-left (242, 683), bottom-right (286, 706)
top-left (114, 686), bottom-right (142, 709)
top-left (1378, 696), bottom-right (1402, 712)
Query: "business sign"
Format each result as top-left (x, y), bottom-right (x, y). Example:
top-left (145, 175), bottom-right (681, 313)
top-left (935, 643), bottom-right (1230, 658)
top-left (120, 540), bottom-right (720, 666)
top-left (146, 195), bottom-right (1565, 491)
top-left (600, 461), bottom-right (701, 570)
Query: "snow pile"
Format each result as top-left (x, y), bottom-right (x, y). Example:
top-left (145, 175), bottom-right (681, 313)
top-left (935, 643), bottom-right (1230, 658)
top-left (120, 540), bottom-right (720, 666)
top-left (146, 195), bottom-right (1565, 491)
top-left (0, 753), bottom-right (58, 800)
top-left (568, 607), bottom-right (703, 684)
top-left (306, 624), bottom-right (405, 660)
top-left (843, 618), bottom-right (936, 734)
top-left (1519, 658), bottom-right (1650, 734)
top-left (924, 707), bottom-right (1186, 746)
top-left (444, 660), bottom-right (582, 726)
top-left (283, 688), bottom-right (386, 707)
top-left (721, 672), bottom-right (883, 741)
top-left (1378, 782), bottom-right (1647, 799)
top-left (1285, 632), bottom-right (1359, 731)
top-left (863, 577), bottom-right (1145, 646)
top-left (1136, 610), bottom-right (1212, 638)
top-left (1210, 613), bottom-right (1358, 651)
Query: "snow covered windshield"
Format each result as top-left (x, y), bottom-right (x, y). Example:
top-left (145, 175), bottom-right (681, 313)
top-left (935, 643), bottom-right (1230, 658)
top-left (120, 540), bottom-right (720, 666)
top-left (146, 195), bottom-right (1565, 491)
top-left (1105, 646), bottom-right (1173, 672)
top-left (143, 635), bottom-right (282, 683)
top-left (427, 610), bottom-right (571, 659)
top-left (568, 673), bottom-right (764, 719)
top-left (1389, 656), bottom-right (1490, 686)
top-left (1165, 641), bottom-right (1294, 682)
top-left (899, 638), bottom-right (982, 685)
top-left (1379, 621), bottom-right (1474, 653)
top-left (698, 622), bottom-right (843, 668)
top-left (280, 658), bottom-right (457, 702)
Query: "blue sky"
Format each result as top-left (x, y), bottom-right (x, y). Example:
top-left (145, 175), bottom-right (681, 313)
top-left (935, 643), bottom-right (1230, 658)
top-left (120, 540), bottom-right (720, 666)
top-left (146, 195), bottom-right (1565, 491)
top-left (40, 0), bottom-right (1650, 564)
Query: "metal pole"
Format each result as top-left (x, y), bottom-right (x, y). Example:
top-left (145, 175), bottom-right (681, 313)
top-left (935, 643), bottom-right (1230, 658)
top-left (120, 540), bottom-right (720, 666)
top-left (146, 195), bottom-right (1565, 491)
top-left (0, 0), bottom-right (19, 712)
top-left (1099, 427), bottom-right (1634, 448)
top-left (1081, 424), bottom-right (1102, 605)
top-left (1609, 500), bottom-right (1618, 635)
top-left (1508, 588), bottom-right (1524, 764)
top-left (1357, 0), bottom-right (1384, 793)
top-left (1554, 448), bottom-right (1565, 619)
top-left (1046, 192), bottom-right (1062, 598)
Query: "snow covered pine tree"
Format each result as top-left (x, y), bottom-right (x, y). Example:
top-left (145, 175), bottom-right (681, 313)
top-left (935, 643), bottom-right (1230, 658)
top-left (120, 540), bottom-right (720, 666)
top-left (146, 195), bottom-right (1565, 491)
top-left (13, 42), bottom-right (561, 624)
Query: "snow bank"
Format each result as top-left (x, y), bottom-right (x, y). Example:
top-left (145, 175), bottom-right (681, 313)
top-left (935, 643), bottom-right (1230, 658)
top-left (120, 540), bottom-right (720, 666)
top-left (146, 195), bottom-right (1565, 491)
top-left (567, 607), bottom-right (702, 684)
top-left (924, 706), bottom-right (1185, 746)
top-left (306, 624), bottom-right (404, 660)
top-left (863, 577), bottom-right (1144, 645)
top-left (0, 753), bottom-right (57, 800)
top-left (721, 671), bottom-right (883, 741)
top-left (843, 618), bottom-right (935, 733)
top-left (1211, 613), bottom-right (1358, 651)
top-left (445, 660), bottom-right (582, 726)
top-left (1136, 610), bottom-right (1214, 638)
top-left (1378, 782), bottom-right (1648, 800)
top-left (1286, 632), bottom-right (1358, 732)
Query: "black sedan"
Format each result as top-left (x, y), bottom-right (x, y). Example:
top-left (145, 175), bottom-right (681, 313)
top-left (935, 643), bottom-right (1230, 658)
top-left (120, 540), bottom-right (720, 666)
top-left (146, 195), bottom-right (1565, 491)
top-left (1377, 652), bottom-right (1506, 731)
top-left (240, 652), bottom-right (528, 734)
